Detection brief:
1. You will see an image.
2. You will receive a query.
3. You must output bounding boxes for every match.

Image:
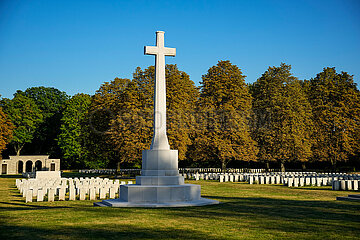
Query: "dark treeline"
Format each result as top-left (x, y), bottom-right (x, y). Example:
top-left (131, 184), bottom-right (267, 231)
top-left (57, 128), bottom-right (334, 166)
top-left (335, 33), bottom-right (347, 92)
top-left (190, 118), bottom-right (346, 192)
top-left (1, 61), bottom-right (359, 172)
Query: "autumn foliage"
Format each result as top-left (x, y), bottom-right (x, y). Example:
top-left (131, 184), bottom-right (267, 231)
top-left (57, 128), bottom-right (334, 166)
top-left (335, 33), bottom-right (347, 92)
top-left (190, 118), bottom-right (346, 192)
top-left (0, 62), bottom-right (359, 171)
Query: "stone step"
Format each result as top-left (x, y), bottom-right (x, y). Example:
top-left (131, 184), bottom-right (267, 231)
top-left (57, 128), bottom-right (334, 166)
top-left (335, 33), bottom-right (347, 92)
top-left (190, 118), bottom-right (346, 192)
top-left (93, 202), bottom-right (109, 207)
top-left (336, 196), bottom-right (360, 201)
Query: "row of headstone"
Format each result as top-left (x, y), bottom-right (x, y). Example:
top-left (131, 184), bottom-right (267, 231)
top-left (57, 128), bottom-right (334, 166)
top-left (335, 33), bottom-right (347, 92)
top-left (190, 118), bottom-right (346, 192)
top-left (180, 168), bottom-right (277, 173)
top-left (247, 172), bottom-right (360, 189)
top-left (285, 176), bottom-right (332, 187)
top-left (78, 169), bottom-right (142, 175)
top-left (16, 177), bottom-right (134, 203)
top-left (78, 168), bottom-right (281, 176)
top-left (181, 172), bottom-right (222, 181)
top-left (332, 180), bottom-right (360, 191)
top-left (182, 171), bottom-right (360, 191)
top-left (79, 169), bottom-right (117, 174)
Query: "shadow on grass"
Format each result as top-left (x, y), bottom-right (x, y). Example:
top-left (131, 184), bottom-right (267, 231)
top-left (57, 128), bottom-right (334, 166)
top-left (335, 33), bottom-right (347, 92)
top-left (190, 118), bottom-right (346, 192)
top-left (12, 194), bottom-right (23, 198)
top-left (0, 175), bottom-right (22, 179)
top-left (0, 223), bottom-right (217, 240)
top-left (170, 195), bottom-right (358, 220)
top-left (1, 195), bottom-right (360, 239)
top-left (3, 196), bottom-right (359, 239)
top-left (202, 195), bottom-right (360, 219)
top-left (152, 195), bottom-right (360, 237)
top-left (294, 187), bottom-right (333, 191)
top-left (81, 195), bottom-right (360, 224)
top-left (0, 201), bottom-right (72, 211)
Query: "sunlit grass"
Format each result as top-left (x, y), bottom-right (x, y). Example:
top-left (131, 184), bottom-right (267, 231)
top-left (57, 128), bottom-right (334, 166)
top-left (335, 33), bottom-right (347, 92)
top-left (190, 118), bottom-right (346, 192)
top-left (1, 174), bottom-right (359, 240)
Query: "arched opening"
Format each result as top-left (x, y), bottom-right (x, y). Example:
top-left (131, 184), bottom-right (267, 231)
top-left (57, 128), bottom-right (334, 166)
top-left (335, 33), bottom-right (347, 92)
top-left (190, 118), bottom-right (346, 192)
top-left (50, 163), bottom-right (55, 171)
top-left (1, 164), bottom-right (7, 174)
top-left (25, 161), bottom-right (33, 172)
top-left (35, 160), bottom-right (42, 171)
top-left (18, 161), bottom-right (23, 173)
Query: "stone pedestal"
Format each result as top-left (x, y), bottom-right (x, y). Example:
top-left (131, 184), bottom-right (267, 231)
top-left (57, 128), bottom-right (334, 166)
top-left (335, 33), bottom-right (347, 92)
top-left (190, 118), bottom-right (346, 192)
top-left (35, 171), bottom-right (61, 180)
top-left (96, 149), bottom-right (219, 207)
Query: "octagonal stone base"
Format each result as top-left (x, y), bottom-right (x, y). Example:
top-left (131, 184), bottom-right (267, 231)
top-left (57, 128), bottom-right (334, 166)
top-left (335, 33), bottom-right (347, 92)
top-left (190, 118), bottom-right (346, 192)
top-left (94, 184), bottom-right (219, 208)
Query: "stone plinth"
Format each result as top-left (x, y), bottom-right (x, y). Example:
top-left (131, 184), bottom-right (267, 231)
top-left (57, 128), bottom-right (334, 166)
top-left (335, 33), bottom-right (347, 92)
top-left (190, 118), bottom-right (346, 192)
top-left (35, 171), bottom-right (61, 180)
top-left (95, 149), bottom-right (219, 207)
top-left (98, 184), bottom-right (218, 207)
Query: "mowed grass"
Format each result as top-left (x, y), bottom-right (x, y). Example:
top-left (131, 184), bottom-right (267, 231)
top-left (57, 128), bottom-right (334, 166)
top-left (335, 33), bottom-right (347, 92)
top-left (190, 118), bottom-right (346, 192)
top-left (1, 174), bottom-right (360, 240)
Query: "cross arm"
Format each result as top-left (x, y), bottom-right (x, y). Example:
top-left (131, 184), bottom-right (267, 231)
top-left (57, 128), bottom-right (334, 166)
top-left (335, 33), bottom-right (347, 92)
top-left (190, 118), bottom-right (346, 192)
top-left (144, 46), bottom-right (158, 55)
top-left (164, 47), bottom-right (176, 57)
top-left (144, 46), bottom-right (176, 56)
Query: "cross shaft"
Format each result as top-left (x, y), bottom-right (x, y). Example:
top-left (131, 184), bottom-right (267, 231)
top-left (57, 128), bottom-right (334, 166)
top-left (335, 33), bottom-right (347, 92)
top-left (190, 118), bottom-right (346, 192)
top-left (144, 31), bottom-right (176, 150)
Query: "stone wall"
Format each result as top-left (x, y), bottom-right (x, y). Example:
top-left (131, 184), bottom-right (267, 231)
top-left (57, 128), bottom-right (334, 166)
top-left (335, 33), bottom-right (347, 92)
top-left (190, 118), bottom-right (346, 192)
top-left (0, 155), bottom-right (61, 175)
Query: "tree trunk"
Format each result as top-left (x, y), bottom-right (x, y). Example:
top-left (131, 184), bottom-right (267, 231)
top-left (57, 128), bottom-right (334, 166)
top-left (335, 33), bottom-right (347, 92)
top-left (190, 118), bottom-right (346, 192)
top-left (265, 161), bottom-right (270, 171)
top-left (221, 161), bottom-right (227, 173)
top-left (280, 161), bottom-right (286, 172)
top-left (332, 159), bottom-right (337, 172)
top-left (116, 161), bottom-right (121, 174)
top-left (14, 144), bottom-right (23, 156)
top-left (302, 162), bottom-right (306, 171)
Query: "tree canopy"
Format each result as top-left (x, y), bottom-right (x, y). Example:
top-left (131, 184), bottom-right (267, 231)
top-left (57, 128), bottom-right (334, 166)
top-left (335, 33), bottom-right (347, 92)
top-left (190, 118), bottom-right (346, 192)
top-left (250, 63), bottom-right (313, 171)
top-left (1, 94), bottom-right (43, 155)
top-left (0, 63), bottom-right (359, 171)
top-left (107, 65), bottom-right (199, 168)
top-left (15, 87), bottom-right (69, 156)
top-left (57, 93), bottom-right (91, 169)
top-left (0, 105), bottom-right (14, 158)
top-left (193, 60), bottom-right (257, 170)
top-left (305, 67), bottom-right (360, 169)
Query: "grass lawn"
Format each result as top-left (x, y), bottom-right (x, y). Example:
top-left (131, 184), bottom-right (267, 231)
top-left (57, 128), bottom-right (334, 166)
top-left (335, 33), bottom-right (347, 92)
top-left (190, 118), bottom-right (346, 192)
top-left (0, 174), bottom-right (359, 240)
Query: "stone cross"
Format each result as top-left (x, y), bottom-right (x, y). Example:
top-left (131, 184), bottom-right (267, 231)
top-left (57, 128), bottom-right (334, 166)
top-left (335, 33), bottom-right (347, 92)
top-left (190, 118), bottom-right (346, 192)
top-left (94, 31), bottom-right (219, 207)
top-left (144, 31), bottom-right (176, 150)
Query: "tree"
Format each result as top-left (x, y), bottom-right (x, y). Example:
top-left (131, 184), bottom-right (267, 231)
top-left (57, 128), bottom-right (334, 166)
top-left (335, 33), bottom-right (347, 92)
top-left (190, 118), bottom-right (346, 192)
top-left (305, 67), bottom-right (360, 170)
top-left (108, 79), bottom-right (151, 169)
top-left (193, 60), bottom-right (257, 171)
top-left (250, 63), bottom-right (313, 172)
top-left (82, 78), bottom-right (130, 169)
top-left (0, 105), bottom-right (14, 158)
top-left (1, 95), bottom-right (43, 155)
top-left (108, 65), bottom-right (199, 168)
top-left (15, 87), bottom-right (69, 156)
top-left (57, 93), bottom-right (91, 169)
top-left (166, 65), bottom-right (199, 160)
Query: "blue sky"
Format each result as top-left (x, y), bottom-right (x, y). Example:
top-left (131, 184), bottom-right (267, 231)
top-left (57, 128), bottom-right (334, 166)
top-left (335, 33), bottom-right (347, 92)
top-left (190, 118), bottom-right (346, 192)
top-left (1, 0), bottom-right (359, 98)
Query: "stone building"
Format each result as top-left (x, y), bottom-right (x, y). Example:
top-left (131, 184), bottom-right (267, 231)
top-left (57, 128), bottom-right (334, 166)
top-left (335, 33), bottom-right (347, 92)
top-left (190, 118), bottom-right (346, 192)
top-left (0, 155), bottom-right (60, 175)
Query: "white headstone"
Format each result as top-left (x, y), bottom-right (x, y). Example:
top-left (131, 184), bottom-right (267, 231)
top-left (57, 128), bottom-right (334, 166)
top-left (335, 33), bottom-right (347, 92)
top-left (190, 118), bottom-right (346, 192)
top-left (48, 189), bottom-right (55, 202)
top-left (109, 188), bottom-right (116, 199)
top-left (25, 189), bottom-right (33, 203)
top-left (89, 188), bottom-right (96, 200)
top-left (219, 175), bottom-right (224, 182)
top-left (347, 180), bottom-right (353, 190)
top-left (353, 180), bottom-right (359, 191)
top-left (249, 176), bottom-right (254, 184)
top-left (69, 187), bottom-right (76, 201)
top-left (59, 188), bottom-right (66, 201)
top-left (340, 180), bottom-right (346, 190)
top-left (79, 188), bottom-right (86, 200)
top-left (288, 178), bottom-right (293, 187)
top-left (37, 189), bottom-right (44, 202)
top-left (99, 188), bottom-right (106, 199)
